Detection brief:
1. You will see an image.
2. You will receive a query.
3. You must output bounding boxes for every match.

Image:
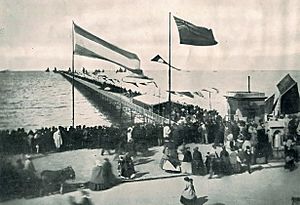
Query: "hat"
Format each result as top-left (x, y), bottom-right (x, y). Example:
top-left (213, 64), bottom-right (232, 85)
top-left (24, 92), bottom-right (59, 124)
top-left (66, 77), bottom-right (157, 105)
top-left (25, 154), bottom-right (31, 159)
top-left (184, 177), bottom-right (190, 182)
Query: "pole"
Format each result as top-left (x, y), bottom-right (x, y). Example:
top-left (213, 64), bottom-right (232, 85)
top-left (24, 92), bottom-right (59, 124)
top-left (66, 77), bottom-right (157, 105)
top-left (168, 12), bottom-right (172, 125)
top-left (209, 92), bottom-right (212, 110)
top-left (247, 76), bottom-right (251, 93)
top-left (72, 21), bottom-right (75, 127)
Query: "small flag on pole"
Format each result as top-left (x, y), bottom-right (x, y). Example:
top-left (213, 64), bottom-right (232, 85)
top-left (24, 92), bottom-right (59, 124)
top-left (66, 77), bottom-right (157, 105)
top-left (151, 54), bottom-right (184, 71)
top-left (151, 54), bottom-right (168, 65)
top-left (73, 23), bottom-right (143, 75)
top-left (193, 91), bottom-right (205, 98)
top-left (211, 87), bottom-right (219, 93)
top-left (173, 16), bottom-right (218, 46)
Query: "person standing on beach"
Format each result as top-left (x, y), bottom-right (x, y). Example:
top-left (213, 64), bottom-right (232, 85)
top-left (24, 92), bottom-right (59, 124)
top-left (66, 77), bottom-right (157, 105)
top-left (181, 147), bottom-right (192, 174)
top-left (192, 147), bottom-right (205, 175)
top-left (53, 126), bottom-right (63, 151)
top-left (244, 146), bottom-right (252, 174)
top-left (180, 177), bottom-right (197, 205)
top-left (127, 126), bottom-right (133, 143)
top-left (163, 124), bottom-right (171, 143)
top-left (27, 130), bottom-right (34, 153)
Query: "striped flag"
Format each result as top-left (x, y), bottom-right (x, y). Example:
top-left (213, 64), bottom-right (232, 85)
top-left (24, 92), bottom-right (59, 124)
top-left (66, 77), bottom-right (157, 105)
top-left (73, 23), bottom-right (142, 75)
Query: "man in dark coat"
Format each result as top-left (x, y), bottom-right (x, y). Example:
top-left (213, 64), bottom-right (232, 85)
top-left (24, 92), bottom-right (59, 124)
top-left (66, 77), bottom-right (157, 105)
top-left (182, 147), bottom-right (193, 174)
top-left (192, 147), bottom-right (205, 175)
top-left (244, 146), bottom-right (252, 174)
top-left (220, 146), bottom-right (232, 175)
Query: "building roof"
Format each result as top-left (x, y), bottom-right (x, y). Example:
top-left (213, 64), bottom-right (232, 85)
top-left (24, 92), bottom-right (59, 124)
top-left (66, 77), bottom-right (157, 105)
top-left (224, 91), bottom-right (266, 99)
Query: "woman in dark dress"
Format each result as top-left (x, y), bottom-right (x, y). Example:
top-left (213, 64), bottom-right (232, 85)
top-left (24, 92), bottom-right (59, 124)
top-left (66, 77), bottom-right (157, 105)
top-left (180, 177), bottom-right (197, 205)
top-left (89, 158), bottom-right (116, 191)
top-left (118, 153), bottom-right (136, 179)
top-left (192, 147), bottom-right (206, 175)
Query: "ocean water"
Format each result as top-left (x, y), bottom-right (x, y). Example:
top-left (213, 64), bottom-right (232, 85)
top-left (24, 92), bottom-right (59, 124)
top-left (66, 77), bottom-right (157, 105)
top-left (0, 71), bottom-right (111, 131)
top-left (0, 70), bottom-right (299, 131)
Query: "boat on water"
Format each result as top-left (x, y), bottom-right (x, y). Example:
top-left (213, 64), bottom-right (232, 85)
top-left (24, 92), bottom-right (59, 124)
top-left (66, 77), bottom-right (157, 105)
top-left (45, 67), bottom-right (50, 72)
top-left (0, 69), bottom-right (9, 73)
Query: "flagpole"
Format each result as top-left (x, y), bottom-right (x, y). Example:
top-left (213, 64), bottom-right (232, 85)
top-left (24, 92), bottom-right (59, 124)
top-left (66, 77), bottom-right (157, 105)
top-left (168, 12), bottom-right (172, 125)
top-left (72, 21), bottom-right (75, 127)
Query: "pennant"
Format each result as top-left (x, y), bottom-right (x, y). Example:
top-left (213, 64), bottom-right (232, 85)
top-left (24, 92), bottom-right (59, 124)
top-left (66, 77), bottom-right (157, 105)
top-left (73, 23), bottom-right (143, 75)
top-left (211, 87), bottom-right (219, 93)
top-left (173, 16), bottom-right (218, 46)
top-left (122, 80), bottom-right (139, 87)
top-left (151, 54), bottom-right (168, 64)
top-left (151, 54), bottom-right (183, 71)
top-left (193, 91), bottom-right (205, 98)
top-left (202, 88), bottom-right (212, 93)
top-left (176, 91), bottom-right (194, 98)
top-left (147, 81), bottom-right (158, 88)
top-left (167, 90), bottom-right (176, 94)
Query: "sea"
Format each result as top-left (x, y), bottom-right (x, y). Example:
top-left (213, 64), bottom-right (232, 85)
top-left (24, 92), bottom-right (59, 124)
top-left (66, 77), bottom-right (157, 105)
top-left (0, 69), bottom-right (300, 131)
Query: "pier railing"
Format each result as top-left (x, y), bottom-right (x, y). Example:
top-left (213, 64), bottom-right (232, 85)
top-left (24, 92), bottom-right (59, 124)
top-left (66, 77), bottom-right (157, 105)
top-left (61, 73), bottom-right (170, 124)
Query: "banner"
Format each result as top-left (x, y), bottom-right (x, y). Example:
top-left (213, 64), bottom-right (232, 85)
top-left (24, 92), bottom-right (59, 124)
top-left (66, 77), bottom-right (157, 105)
top-left (73, 23), bottom-right (142, 75)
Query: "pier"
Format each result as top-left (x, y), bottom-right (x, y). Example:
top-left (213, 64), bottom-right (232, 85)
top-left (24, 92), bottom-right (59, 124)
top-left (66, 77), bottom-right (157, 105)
top-left (60, 72), bottom-right (170, 125)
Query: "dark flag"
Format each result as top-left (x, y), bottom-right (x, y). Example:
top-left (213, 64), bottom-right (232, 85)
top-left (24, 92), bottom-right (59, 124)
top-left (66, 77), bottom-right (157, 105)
top-left (173, 16), bottom-right (218, 46)
top-left (211, 87), bottom-right (219, 94)
top-left (176, 91), bottom-right (194, 98)
top-left (151, 55), bottom-right (168, 65)
top-left (202, 88), bottom-right (212, 93)
top-left (276, 74), bottom-right (300, 114)
top-left (193, 91), bottom-right (205, 98)
top-left (280, 83), bottom-right (300, 114)
top-left (277, 74), bottom-right (296, 94)
top-left (151, 54), bottom-right (182, 71)
top-left (265, 94), bottom-right (275, 114)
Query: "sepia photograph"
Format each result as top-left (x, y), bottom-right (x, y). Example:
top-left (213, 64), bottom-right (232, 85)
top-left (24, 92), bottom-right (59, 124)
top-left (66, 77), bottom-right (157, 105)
top-left (0, 0), bottom-right (300, 204)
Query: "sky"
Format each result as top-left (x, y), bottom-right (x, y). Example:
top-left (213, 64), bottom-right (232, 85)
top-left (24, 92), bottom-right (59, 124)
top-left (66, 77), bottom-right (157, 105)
top-left (0, 0), bottom-right (300, 71)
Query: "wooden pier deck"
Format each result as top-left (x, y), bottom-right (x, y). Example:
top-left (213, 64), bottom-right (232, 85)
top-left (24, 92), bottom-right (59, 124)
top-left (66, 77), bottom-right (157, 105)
top-left (60, 73), bottom-right (170, 124)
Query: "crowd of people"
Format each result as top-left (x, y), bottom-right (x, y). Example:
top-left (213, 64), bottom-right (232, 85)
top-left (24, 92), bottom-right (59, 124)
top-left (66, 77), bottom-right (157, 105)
top-left (1, 113), bottom-right (299, 169)
top-left (0, 124), bottom-right (163, 155)
top-left (62, 70), bottom-right (141, 98)
top-left (1, 108), bottom-right (300, 201)
top-left (160, 113), bottom-right (299, 177)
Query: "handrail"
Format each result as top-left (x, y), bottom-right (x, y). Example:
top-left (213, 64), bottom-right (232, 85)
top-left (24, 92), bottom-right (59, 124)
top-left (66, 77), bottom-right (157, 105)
top-left (61, 73), bottom-right (169, 124)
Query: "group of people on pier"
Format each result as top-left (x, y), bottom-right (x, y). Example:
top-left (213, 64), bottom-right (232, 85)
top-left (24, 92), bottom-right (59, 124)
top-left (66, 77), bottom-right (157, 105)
top-left (1, 108), bottom-right (299, 200)
top-left (159, 114), bottom-right (299, 176)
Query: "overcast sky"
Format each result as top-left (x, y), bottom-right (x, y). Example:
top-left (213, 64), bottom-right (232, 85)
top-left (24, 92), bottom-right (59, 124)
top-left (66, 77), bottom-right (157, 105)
top-left (1, 0), bottom-right (300, 71)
